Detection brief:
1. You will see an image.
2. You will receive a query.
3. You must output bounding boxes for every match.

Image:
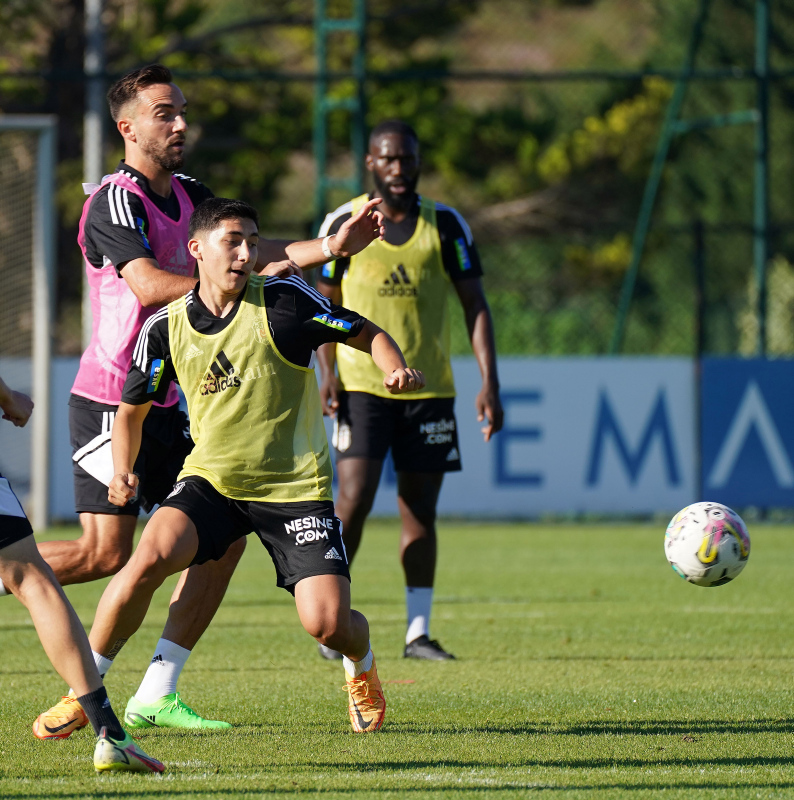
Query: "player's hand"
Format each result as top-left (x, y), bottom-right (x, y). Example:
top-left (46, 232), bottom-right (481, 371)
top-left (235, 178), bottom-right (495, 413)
top-left (384, 368), bottom-right (425, 395)
top-left (329, 198), bottom-right (385, 258)
top-left (108, 472), bottom-right (139, 507)
top-left (0, 390), bottom-right (34, 427)
top-left (261, 259), bottom-right (303, 279)
top-left (320, 373), bottom-right (341, 418)
top-left (476, 383), bottom-right (503, 442)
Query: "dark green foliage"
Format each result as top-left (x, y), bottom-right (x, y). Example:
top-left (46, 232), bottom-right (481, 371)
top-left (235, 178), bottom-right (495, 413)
top-left (3, 0), bottom-right (794, 355)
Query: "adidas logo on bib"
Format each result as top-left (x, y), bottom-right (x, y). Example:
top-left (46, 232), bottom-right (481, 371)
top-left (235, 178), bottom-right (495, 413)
top-left (185, 343), bottom-right (204, 360)
top-left (325, 547), bottom-right (343, 561)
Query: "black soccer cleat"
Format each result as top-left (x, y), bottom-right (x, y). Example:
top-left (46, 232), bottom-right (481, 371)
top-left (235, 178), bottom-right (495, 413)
top-left (403, 635), bottom-right (456, 661)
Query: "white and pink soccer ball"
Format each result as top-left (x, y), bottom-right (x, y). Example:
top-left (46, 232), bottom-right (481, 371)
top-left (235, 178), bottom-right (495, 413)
top-left (664, 502), bottom-right (751, 587)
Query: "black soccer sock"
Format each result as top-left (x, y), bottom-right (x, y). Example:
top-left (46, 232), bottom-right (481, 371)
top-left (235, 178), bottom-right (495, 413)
top-left (77, 686), bottom-right (124, 740)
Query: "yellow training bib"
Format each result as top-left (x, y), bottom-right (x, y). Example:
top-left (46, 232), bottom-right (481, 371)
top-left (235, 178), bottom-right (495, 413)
top-left (336, 194), bottom-right (456, 399)
top-left (168, 277), bottom-right (333, 502)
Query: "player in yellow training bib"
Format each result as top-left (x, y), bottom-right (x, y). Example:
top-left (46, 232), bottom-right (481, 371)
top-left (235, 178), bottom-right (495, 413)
top-left (317, 120), bottom-right (503, 661)
top-left (88, 197), bottom-right (424, 734)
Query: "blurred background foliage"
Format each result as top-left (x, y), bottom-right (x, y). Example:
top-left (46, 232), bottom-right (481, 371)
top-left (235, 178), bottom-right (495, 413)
top-left (2, 0), bottom-right (794, 357)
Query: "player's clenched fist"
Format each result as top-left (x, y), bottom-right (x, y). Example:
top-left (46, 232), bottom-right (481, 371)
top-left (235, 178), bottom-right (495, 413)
top-left (383, 368), bottom-right (425, 395)
top-left (108, 472), bottom-right (139, 507)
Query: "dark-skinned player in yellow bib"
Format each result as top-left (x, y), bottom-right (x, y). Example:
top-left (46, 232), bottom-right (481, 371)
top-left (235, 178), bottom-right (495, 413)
top-left (92, 197), bottom-right (424, 734)
top-left (317, 120), bottom-right (503, 661)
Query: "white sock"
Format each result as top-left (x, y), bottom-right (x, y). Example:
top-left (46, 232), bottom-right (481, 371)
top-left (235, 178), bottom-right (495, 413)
top-left (406, 586), bottom-right (433, 644)
top-left (343, 647), bottom-right (373, 678)
top-left (134, 638), bottom-right (191, 704)
top-left (0, 578), bottom-right (7, 596)
top-left (68, 650), bottom-right (114, 695)
top-left (93, 651), bottom-right (114, 679)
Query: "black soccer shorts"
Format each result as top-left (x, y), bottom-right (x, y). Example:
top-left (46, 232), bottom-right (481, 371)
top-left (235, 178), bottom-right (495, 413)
top-left (159, 476), bottom-right (351, 591)
top-left (70, 397), bottom-right (193, 516)
top-left (332, 392), bottom-right (462, 473)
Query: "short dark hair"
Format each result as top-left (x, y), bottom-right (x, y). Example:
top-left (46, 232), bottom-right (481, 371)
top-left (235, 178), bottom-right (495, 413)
top-left (368, 120), bottom-right (419, 150)
top-left (107, 64), bottom-right (174, 122)
top-left (189, 198), bottom-right (259, 239)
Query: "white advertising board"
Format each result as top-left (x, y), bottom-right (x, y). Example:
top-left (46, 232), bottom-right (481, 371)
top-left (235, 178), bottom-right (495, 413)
top-left (336, 356), bottom-right (697, 517)
top-left (4, 356), bottom-right (696, 523)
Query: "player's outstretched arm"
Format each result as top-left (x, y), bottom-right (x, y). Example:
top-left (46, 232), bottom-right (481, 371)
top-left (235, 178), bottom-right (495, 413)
top-left (255, 198), bottom-right (386, 271)
top-left (0, 375), bottom-right (33, 427)
top-left (108, 402), bottom-right (151, 507)
top-left (345, 321), bottom-right (425, 395)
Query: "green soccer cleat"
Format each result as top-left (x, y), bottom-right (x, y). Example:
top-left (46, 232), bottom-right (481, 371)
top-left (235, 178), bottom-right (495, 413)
top-left (94, 726), bottom-right (165, 774)
top-left (124, 693), bottom-right (231, 730)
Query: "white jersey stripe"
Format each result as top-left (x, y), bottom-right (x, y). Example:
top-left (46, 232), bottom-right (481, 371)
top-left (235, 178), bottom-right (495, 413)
top-left (274, 276), bottom-right (333, 310)
top-left (435, 202), bottom-right (473, 245)
top-left (121, 187), bottom-right (135, 229)
top-left (133, 306), bottom-right (169, 370)
top-left (318, 201), bottom-right (354, 237)
top-left (110, 184), bottom-right (134, 229)
top-left (112, 184), bottom-right (128, 228)
top-left (107, 184), bottom-right (120, 226)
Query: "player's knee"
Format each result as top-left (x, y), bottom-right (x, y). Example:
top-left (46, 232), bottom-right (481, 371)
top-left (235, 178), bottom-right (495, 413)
top-left (1, 558), bottom-right (58, 604)
top-left (0, 561), bottom-right (25, 596)
top-left (124, 543), bottom-right (178, 588)
top-left (306, 609), bottom-right (351, 647)
top-left (337, 482), bottom-right (377, 517)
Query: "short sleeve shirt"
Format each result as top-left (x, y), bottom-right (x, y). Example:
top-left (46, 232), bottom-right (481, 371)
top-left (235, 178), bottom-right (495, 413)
top-left (122, 276), bottom-right (367, 405)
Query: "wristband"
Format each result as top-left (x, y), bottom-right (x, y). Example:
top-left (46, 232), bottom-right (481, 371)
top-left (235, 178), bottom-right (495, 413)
top-left (321, 235), bottom-right (334, 260)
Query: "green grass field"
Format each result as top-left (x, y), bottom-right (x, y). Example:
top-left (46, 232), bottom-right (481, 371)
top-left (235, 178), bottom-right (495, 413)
top-left (1, 520), bottom-right (793, 799)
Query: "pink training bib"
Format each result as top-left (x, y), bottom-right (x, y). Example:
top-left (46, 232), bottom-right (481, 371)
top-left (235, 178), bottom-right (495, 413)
top-left (71, 173), bottom-right (195, 406)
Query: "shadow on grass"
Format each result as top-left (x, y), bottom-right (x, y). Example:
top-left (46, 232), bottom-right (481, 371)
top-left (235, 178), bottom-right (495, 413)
top-left (240, 718), bottom-right (794, 737)
top-left (4, 783), bottom-right (794, 798)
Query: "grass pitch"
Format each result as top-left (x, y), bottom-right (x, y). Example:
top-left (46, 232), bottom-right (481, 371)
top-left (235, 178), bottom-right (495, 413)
top-left (1, 519), bottom-right (793, 799)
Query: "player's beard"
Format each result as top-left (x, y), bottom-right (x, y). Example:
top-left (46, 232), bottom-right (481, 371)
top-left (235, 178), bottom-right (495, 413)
top-left (140, 136), bottom-right (185, 172)
top-left (373, 171), bottom-right (418, 214)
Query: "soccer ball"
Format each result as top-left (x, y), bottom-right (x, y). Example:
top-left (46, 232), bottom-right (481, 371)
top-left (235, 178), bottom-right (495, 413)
top-left (664, 502), bottom-right (750, 587)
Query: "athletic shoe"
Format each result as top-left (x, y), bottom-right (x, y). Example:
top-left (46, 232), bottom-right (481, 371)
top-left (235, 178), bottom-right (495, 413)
top-left (403, 635), bottom-right (456, 661)
top-left (32, 691), bottom-right (89, 739)
top-left (124, 692), bottom-right (231, 730)
top-left (93, 726), bottom-right (165, 773)
top-left (346, 657), bottom-right (386, 732)
top-left (318, 643), bottom-right (343, 660)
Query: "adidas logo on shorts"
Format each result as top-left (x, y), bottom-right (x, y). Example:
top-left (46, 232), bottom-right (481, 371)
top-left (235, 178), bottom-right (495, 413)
top-left (325, 547), bottom-right (343, 561)
top-left (446, 447), bottom-right (459, 462)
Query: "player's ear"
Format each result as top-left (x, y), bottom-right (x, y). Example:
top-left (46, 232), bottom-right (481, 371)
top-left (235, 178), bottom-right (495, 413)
top-left (188, 237), bottom-right (202, 260)
top-left (365, 153), bottom-right (375, 173)
top-left (117, 118), bottom-right (136, 143)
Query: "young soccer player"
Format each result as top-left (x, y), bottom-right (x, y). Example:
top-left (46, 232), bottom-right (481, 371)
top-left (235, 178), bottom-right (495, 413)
top-left (32, 63), bottom-right (384, 737)
top-left (88, 197), bottom-right (424, 732)
top-left (0, 375), bottom-right (162, 773)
